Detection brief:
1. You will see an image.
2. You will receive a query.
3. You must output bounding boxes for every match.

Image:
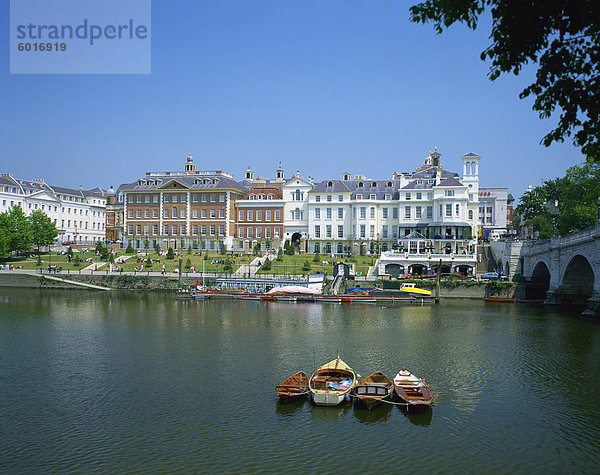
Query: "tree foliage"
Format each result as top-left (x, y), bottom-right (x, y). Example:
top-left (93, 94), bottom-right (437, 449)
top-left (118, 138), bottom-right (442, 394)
top-left (515, 162), bottom-right (600, 237)
top-left (0, 205), bottom-right (33, 256)
top-left (410, 1), bottom-right (600, 161)
top-left (29, 209), bottom-right (58, 252)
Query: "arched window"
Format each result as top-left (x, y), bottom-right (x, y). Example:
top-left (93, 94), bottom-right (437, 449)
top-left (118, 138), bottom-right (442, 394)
top-left (371, 182), bottom-right (377, 187)
top-left (387, 181), bottom-right (392, 187)
top-left (294, 208), bottom-right (301, 220)
top-left (468, 210), bottom-right (473, 220)
top-left (295, 189), bottom-right (302, 201)
top-left (358, 182), bottom-right (364, 188)
top-left (327, 181), bottom-right (333, 187)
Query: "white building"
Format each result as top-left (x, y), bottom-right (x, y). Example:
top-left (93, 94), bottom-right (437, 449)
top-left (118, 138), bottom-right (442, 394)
top-left (478, 187), bottom-right (513, 235)
top-left (0, 174), bottom-right (107, 244)
top-left (282, 172), bottom-right (313, 252)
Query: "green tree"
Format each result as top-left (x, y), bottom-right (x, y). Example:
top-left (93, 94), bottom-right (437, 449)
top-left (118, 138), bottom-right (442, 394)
top-left (410, 1), bottom-right (600, 162)
top-left (188, 245), bottom-right (193, 254)
top-left (29, 210), bottom-right (58, 255)
top-left (313, 253), bottom-right (320, 263)
top-left (253, 243), bottom-right (261, 255)
top-left (125, 242), bottom-right (134, 254)
top-left (302, 260), bottom-right (311, 272)
top-left (143, 239), bottom-right (150, 252)
top-left (0, 205), bottom-right (33, 256)
top-left (261, 258), bottom-right (272, 271)
top-left (166, 247), bottom-right (175, 259)
top-left (185, 258), bottom-right (192, 270)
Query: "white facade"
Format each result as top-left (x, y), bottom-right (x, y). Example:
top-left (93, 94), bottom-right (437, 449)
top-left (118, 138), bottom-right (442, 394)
top-left (283, 174), bottom-right (313, 250)
top-left (478, 187), bottom-right (510, 234)
top-left (0, 174), bottom-right (107, 244)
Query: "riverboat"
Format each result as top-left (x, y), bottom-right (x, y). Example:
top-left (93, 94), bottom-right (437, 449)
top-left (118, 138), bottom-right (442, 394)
top-left (192, 293), bottom-right (210, 300)
top-left (393, 369), bottom-right (433, 410)
top-left (276, 371), bottom-right (309, 401)
top-left (233, 294), bottom-right (262, 301)
top-left (354, 371), bottom-right (394, 409)
top-left (485, 297), bottom-right (516, 303)
top-left (518, 299), bottom-right (545, 305)
top-left (399, 283), bottom-right (432, 296)
top-left (314, 296), bottom-right (342, 303)
top-left (309, 357), bottom-right (357, 406)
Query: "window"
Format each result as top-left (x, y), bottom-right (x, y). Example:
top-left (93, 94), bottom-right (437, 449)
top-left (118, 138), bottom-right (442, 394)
top-left (360, 224), bottom-right (366, 238)
top-left (193, 209), bottom-right (199, 218)
top-left (238, 227), bottom-right (244, 238)
top-left (405, 206), bottom-right (411, 219)
top-left (193, 195), bottom-right (199, 203)
top-left (427, 206), bottom-right (433, 219)
top-left (202, 195), bottom-right (208, 202)
top-left (128, 224), bottom-right (134, 235)
top-left (137, 196), bottom-right (142, 203)
top-left (210, 225), bottom-right (216, 236)
top-left (219, 195), bottom-right (225, 202)
top-left (266, 227), bottom-right (271, 238)
top-left (172, 225), bottom-right (177, 235)
top-left (427, 192), bottom-right (433, 200)
top-left (382, 225), bottom-right (388, 239)
top-left (163, 224), bottom-right (169, 235)
top-left (202, 209), bottom-right (207, 218)
top-left (487, 207), bottom-right (493, 214)
top-left (405, 193), bottom-right (411, 200)
top-left (468, 210), bottom-right (474, 220)
top-left (338, 208), bottom-right (343, 219)
top-left (315, 195), bottom-right (321, 202)
top-left (337, 225), bottom-right (343, 238)
top-left (358, 182), bottom-right (364, 188)
top-left (201, 225), bottom-right (207, 235)
top-left (369, 194), bottom-right (376, 200)
top-left (145, 209), bottom-right (150, 218)
top-left (371, 182), bottom-right (377, 188)
top-left (153, 224), bottom-right (158, 235)
top-left (326, 208), bottom-right (332, 220)
top-left (456, 204), bottom-right (460, 216)
top-left (327, 195), bottom-right (332, 202)
top-left (219, 209), bottom-right (225, 218)
top-left (193, 224), bottom-right (198, 235)
top-left (266, 210), bottom-right (271, 221)
top-left (153, 209), bottom-right (158, 218)
top-left (356, 194), bottom-right (363, 200)
top-left (385, 194), bottom-right (392, 200)
top-left (172, 207), bottom-right (178, 218)
top-left (210, 195), bottom-right (216, 203)
top-left (275, 210), bottom-right (280, 221)
top-left (248, 211), bottom-right (253, 221)
top-left (446, 204), bottom-right (452, 217)
top-left (338, 195), bottom-right (343, 202)
top-left (370, 225), bottom-right (375, 238)
top-left (360, 207), bottom-right (366, 219)
top-left (445, 190), bottom-right (455, 197)
top-left (370, 207), bottom-right (375, 219)
top-left (294, 208), bottom-right (302, 220)
top-left (315, 208), bottom-right (320, 219)
top-left (294, 189), bottom-right (303, 201)
top-left (164, 195), bottom-right (170, 203)
top-left (416, 192), bottom-right (422, 200)
top-left (163, 209), bottom-right (169, 218)
top-left (238, 210), bottom-right (244, 221)
top-left (219, 225), bottom-right (225, 236)
top-left (128, 209), bottom-right (133, 218)
top-left (256, 210), bottom-right (262, 221)
top-left (326, 225), bottom-right (332, 238)
top-left (181, 224), bottom-right (186, 235)
top-left (210, 209), bottom-right (216, 218)
top-left (383, 208), bottom-right (388, 219)
top-left (315, 225), bottom-right (320, 238)
top-left (393, 208), bottom-right (398, 219)
top-left (327, 181), bottom-right (333, 187)
top-left (416, 206), bottom-right (422, 218)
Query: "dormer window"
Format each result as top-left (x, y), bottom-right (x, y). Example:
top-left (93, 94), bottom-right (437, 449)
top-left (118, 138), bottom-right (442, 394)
top-left (387, 181), bottom-right (392, 187)
top-left (358, 182), bottom-right (364, 188)
top-left (327, 181), bottom-right (333, 187)
top-left (370, 194), bottom-right (376, 200)
top-left (371, 182), bottom-right (377, 188)
top-left (356, 194), bottom-right (363, 199)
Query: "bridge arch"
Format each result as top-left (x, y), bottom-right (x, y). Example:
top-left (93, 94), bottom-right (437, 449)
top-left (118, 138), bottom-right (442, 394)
top-left (561, 254), bottom-right (595, 304)
top-left (528, 260), bottom-right (551, 300)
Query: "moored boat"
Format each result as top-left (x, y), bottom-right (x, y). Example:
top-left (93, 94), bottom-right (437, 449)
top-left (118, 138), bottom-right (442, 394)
top-left (485, 297), bottom-right (516, 303)
top-left (355, 371), bottom-right (393, 409)
top-left (233, 294), bottom-right (262, 300)
top-left (399, 283), bottom-right (432, 296)
top-left (393, 369), bottom-right (433, 409)
top-left (192, 293), bottom-right (210, 300)
top-left (309, 357), bottom-right (356, 406)
top-left (276, 371), bottom-right (309, 401)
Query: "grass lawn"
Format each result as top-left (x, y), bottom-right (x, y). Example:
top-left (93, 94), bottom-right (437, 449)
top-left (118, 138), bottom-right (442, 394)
top-left (115, 251), bottom-right (246, 274)
top-left (256, 253), bottom-right (377, 276)
top-left (3, 251), bottom-right (105, 271)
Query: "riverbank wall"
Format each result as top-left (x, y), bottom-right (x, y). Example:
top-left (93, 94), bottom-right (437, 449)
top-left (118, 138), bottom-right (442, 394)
top-left (0, 272), bottom-right (521, 298)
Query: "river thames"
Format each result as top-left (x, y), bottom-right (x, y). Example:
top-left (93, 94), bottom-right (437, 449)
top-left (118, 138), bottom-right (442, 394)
top-left (1, 289), bottom-right (599, 472)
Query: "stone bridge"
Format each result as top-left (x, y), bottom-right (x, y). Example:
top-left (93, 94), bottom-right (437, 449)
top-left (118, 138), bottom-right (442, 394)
top-left (490, 222), bottom-right (600, 314)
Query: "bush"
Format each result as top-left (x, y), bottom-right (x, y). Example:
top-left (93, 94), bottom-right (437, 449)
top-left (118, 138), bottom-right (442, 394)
top-left (188, 245), bottom-right (193, 254)
top-left (276, 252), bottom-right (283, 261)
top-left (302, 260), bottom-right (311, 271)
top-left (221, 245), bottom-right (227, 255)
top-left (185, 258), bottom-right (192, 270)
top-left (261, 259), bottom-right (272, 271)
top-left (253, 244), bottom-right (261, 255)
top-left (286, 243), bottom-right (295, 255)
top-left (313, 253), bottom-right (320, 263)
top-left (166, 247), bottom-right (175, 259)
top-left (125, 242), bottom-right (134, 254)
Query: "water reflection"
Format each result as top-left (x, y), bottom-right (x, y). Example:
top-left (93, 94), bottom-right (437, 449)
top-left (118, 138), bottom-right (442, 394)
top-left (398, 406), bottom-right (433, 426)
top-left (353, 402), bottom-right (393, 423)
top-left (309, 401), bottom-right (352, 421)
top-left (275, 398), bottom-right (306, 417)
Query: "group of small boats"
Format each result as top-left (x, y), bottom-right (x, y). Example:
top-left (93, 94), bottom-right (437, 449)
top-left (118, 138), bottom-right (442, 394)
top-left (177, 283), bottom-right (434, 304)
top-left (276, 357), bottom-right (433, 410)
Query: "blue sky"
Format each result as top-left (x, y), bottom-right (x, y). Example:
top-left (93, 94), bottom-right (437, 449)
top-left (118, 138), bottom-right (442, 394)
top-left (0, 0), bottom-right (585, 200)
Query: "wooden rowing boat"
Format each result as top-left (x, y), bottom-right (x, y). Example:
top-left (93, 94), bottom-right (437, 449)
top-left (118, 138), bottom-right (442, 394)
top-left (485, 297), bottom-right (516, 303)
top-left (276, 371), bottom-right (309, 401)
top-left (355, 371), bottom-right (393, 409)
top-left (309, 357), bottom-right (356, 406)
top-left (393, 369), bottom-right (433, 409)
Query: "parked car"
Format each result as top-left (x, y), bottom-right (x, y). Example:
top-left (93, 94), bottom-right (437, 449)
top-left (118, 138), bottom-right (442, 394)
top-left (481, 272), bottom-right (508, 281)
top-left (61, 241), bottom-right (74, 246)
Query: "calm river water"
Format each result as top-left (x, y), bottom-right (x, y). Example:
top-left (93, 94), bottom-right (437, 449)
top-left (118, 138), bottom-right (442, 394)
top-left (1, 289), bottom-right (600, 472)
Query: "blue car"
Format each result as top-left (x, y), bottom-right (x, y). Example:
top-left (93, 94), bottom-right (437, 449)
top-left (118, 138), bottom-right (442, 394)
top-left (481, 272), bottom-right (508, 281)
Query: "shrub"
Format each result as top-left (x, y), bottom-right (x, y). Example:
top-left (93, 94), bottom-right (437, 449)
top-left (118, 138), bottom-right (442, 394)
top-left (185, 258), bottom-right (192, 270)
top-left (253, 244), bottom-right (261, 255)
top-left (261, 259), bottom-right (272, 271)
top-left (188, 245), bottom-right (193, 254)
top-left (74, 255), bottom-right (81, 267)
top-left (302, 260), bottom-right (311, 271)
top-left (125, 242), bottom-right (134, 254)
top-left (166, 247), bottom-right (175, 259)
top-left (313, 253), bottom-right (320, 263)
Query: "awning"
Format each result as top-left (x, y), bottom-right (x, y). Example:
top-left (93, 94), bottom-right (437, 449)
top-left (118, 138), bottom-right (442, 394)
top-left (428, 222), bottom-right (471, 227)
